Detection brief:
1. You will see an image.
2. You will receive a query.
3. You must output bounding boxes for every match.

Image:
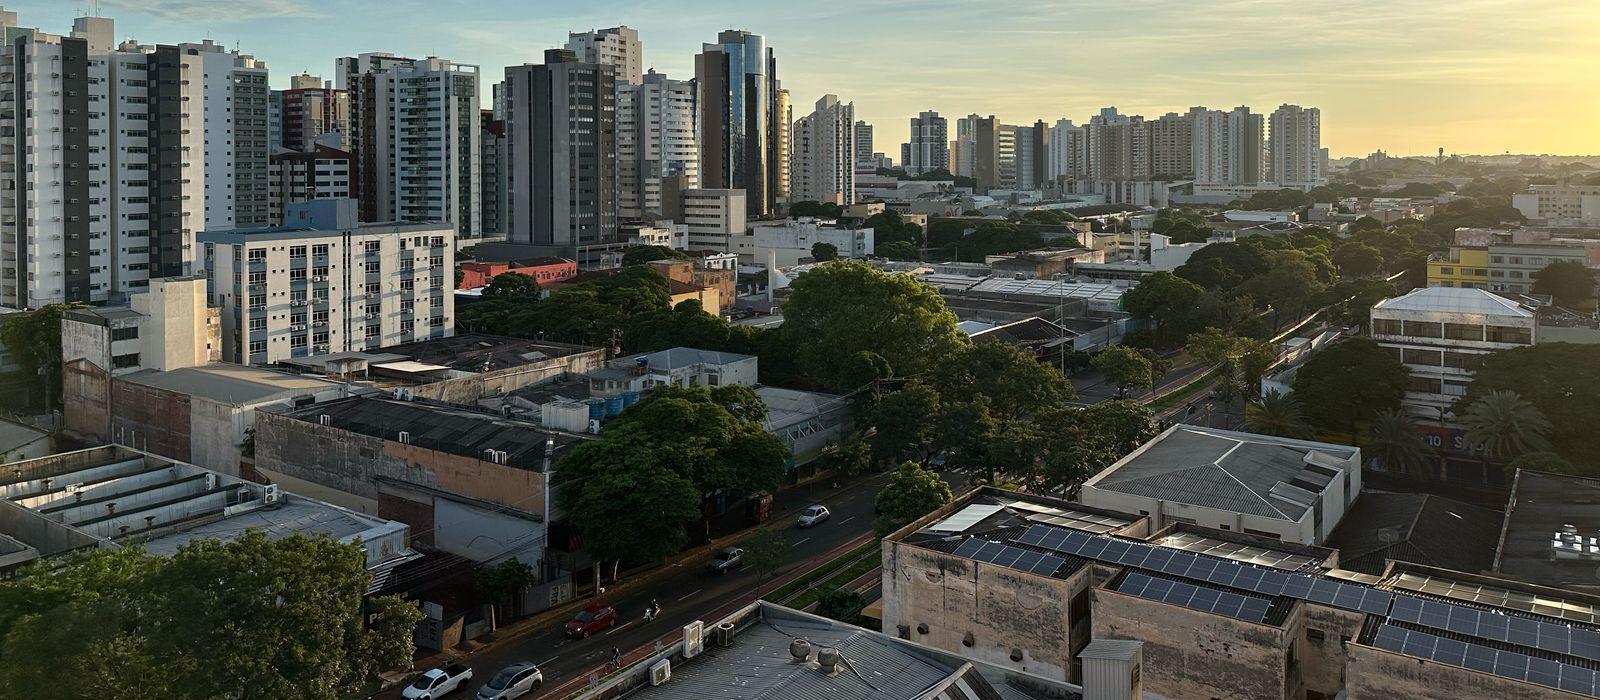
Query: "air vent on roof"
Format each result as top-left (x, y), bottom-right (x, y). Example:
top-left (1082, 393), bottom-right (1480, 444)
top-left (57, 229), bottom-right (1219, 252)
top-left (648, 658), bottom-right (671, 686)
top-left (398, 431), bottom-right (410, 444)
top-left (1552, 524), bottom-right (1600, 560)
top-left (319, 414), bottom-right (331, 426)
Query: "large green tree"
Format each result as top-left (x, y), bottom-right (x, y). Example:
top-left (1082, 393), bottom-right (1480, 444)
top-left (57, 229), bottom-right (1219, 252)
top-left (869, 382), bottom-right (942, 466)
top-left (1290, 337), bottom-right (1409, 435)
top-left (1460, 389), bottom-right (1552, 460)
top-left (0, 533), bottom-right (422, 700)
top-left (1364, 409), bottom-right (1433, 477)
top-left (780, 261), bottom-right (966, 388)
top-left (0, 303), bottom-right (79, 411)
top-left (874, 461), bottom-right (953, 535)
top-left (1093, 346), bottom-right (1154, 397)
top-left (1462, 343), bottom-right (1600, 466)
top-left (481, 271), bottom-right (541, 301)
top-left (1245, 390), bottom-right (1312, 439)
top-left (1121, 272), bottom-right (1204, 345)
top-left (620, 245), bottom-right (687, 266)
top-left (810, 242), bottom-right (840, 262)
top-left (1331, 242), bottom-right (1385, 278)
top-left (1532, 261), bottom-right (1597, 308)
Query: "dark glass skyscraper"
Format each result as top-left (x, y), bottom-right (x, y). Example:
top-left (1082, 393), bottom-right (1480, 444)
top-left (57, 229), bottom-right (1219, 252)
top-left (695, 30), bottom-right (780, 218)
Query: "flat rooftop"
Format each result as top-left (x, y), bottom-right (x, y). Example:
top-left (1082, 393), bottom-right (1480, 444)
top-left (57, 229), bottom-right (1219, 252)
top-left (1496, 470), bottom-right (1600, 591)
top-left (1328, 492), bottom-right (1503, 575)
top-left (118, 363), bottom-right (340, 406)
top-left (1085, 424), bottom-right (1359, 522)
top-left (279, 395), bottom-right (585, 470)
top-left (356, 333), bottom-right (593, 373)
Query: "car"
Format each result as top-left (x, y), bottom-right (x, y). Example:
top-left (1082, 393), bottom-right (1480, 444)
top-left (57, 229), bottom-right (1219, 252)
top-left (796, 504), bottom-right (831, 528)
top-left (475, 662), bottom-right (542, 700)
top-left (563, 602), bottom-right (618, 638)
top-left (403, 663), bottom-right (473, 699)
top-left (708, 546), bottom-right (744, 574)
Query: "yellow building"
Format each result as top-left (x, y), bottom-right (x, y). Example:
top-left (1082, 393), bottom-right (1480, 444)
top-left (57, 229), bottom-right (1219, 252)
top-left (1426, 247), bottom-right (1490, 288)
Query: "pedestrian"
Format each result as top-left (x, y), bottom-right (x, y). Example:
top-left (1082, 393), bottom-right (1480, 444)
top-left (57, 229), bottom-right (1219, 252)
top-left (611, 646), bottom-right (621, 668)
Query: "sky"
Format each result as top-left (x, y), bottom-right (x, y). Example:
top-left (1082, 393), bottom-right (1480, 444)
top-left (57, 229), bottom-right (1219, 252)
top-left (17, 0), bottom-right (1600, 157)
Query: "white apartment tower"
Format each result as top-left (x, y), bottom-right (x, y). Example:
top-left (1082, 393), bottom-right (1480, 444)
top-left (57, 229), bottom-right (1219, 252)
top-left (903, 110), bottom-right (949, 176)
top-left (1269, 104), bottom-right (1323, 187)
top-left (0, 13), bottom-right (217, 308)
top-left (188, 40), bottom-right (271, 231)
top-left (853, 119), bottom-right (874, 172)
top-left (564, 26), bottom-right (643, 86)
top-left (1190, 105), bottom-right (1263, 185)
top-left (789, 95), bottom-right (856, 205)
top-left (1046, 119), bottom-right (1088, 182)
top-left (200, 199), bottom-right (453, 365)
top-left (337, 53), bottom-right (481, 241)
top-left (617, 69), bottom-right (697, 219)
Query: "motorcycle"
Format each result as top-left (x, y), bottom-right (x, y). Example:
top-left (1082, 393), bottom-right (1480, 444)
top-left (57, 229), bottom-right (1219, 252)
top-left (643, 601), bottom-right (661, 622)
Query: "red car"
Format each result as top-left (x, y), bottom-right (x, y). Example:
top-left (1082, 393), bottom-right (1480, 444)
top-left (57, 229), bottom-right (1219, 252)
top-left (564, 602), bottom-right (618, 638)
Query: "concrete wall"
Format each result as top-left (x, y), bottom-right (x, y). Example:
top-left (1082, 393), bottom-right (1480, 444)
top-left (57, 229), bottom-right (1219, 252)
top-left (0, 431), bottom-right (51, 463)
top-left (1300, 603), bottom-right (1366, 697)
top-left (1344, 643), bottom-right (1585, 700)
top-left (1079, 486), bottom-right (1317, 544)
top-left (61, 358), bottom-right (112, 442)
top-left (254, 411), bottom-right (547, 517)
top-left (0, 499), bottom-right (101, 557)
top-left (410, 348), bottom-right (606, 404)
top-left (109, 381), bottom-right (193, 463)
top-left (881, 541), bottom-right (1086, 682)
top-left (1090, 587), bottom-right (1291, 700)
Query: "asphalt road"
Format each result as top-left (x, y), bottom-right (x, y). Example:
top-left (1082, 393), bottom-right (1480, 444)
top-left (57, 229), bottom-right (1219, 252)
top-left (378, 474), bottom-right (887, 700)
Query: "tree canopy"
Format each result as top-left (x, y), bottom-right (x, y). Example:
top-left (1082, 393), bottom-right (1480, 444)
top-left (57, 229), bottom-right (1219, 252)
top-left (1461, 343), bottom-right (1600, 468)
top-left (873, 462), bottom-right (953, 535)
top-left (1290, 337), bottom-right (1409, 435)
top-left (620, 245), bottom-right (687, 267)
top-left (1121, 271), bottom-right (1204, 346)
top-left (1092, 346), bottom-right (1154, 396)
top-left (461, 265), bottom-right (670, 345)
top-left (788, 201), bottom-right (844, 218)
top-left (0, 532), bottom-right (422, 700)
top-left (780, 261), bottom-right (967, 388)
top-left (810, 242), bottom-right (839, 262)
top-left (1532, 261), bottom-right (1597, 308)
top-left (0, 303), bottom-right (79, 410)
top-left (481, 271), bottom-right (541, 301)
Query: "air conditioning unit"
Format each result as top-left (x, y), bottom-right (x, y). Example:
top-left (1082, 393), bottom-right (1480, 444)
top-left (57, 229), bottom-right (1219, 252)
top-left (262, 484), bottom-right (281, 504)
top-left (312, 275), bottom-right (324, 282)
top-left (683, 621), bottom-right (705, 658)
top-left (290, 299), bottom-right (305, 307)
top-left (648, 659), bottom-right (671, 686)
top-left (290, 324), bottom-right (305, 331)
top-left (714, 621), bottom-right (735, 648)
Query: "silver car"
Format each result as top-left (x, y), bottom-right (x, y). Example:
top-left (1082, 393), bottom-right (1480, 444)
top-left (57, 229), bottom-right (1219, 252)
top-left (476, 662), bottom-right (542, 700)
top-left (797, 504), bottom-right (831, 528)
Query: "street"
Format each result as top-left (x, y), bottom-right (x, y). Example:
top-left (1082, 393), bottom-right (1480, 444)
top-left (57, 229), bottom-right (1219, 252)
top-left (374, 473), bottom-right (888, 699)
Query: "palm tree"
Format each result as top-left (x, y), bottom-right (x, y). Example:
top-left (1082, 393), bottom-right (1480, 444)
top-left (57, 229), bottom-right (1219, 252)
top-left (1245, 390), bottom-right (1312, 439)
top-left (1364, 409), bottom-right (1433, 477)
top-left (1461, 390), bottom-right (1553, 459)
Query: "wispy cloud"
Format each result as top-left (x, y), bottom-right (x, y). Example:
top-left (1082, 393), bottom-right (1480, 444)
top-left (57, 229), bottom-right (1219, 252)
top-left (98, 0), bottom-right (319, 22)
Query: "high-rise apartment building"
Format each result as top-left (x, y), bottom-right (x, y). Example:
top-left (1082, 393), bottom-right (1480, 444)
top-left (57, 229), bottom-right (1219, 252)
top-left (853, 120), bottom-right (874, 171)
top-left (1087, 107), bottom-right (1142, 181)
top-left (201, 199), bottom-right (453, 365)
top-left (564, 26), bottom-right (643, 85)
top-left (679, 189), bottom-right (748, 252)
top-left (0, 13), bottom-right (224, 308)
top-left (1011, 120), bottom-right (1047, 190)
top-left (774, 87), bottom-right (791, 203)
top-left (617, 69), bottom-right (698, 219)
top-left (1269, 104), bottom-right (1323, 186)
top-left (337, 52), bottom-right (481, 239)
top-left (789, 95), bottom-right (856, 205)
top-left (1045, 119), bottom-right (1088, 183)
top-left (503, 49), bottom-right (619, 264)
top-left (190, 40), bottom-right (272, 232)
top-left (267, 145), bottom-right (354, 226)
top-left (1190, 105), bottom-right (1263, 185)
top-left (479, 112), bottom-right (508, 235)
top-left (1147, 111), bottom-right (1194, 179)
top-left (696, 30), bottom-right (783, 218)
top-left (902, 110), bottom-right (949, 175)
top-left (951, 114), bottom-right (981, 178)
top-left (273, 73), bottom-right (349, 152)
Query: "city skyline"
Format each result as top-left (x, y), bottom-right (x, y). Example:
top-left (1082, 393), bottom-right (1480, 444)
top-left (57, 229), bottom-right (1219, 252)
top-left (25, 0), bottom-right (1598, 158)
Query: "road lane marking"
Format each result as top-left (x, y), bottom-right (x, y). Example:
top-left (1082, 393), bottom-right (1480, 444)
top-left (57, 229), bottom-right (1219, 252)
top-left (677, 588), bottom-right (701, 602)
top-left (838, 516), bottom-right (855, 526)
top-left (605, 621), bottom-right (634, 636)
top-left (792, 537), bottom-right (811, 548)
top-left (541, 656), bottom-right (559, 665)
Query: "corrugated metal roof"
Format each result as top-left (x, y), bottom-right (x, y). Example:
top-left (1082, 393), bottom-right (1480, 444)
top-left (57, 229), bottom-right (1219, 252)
top-left (1373, 286), bottom-right (1534, 318)
top-left (1077, 639), bottom-right (1143, 661)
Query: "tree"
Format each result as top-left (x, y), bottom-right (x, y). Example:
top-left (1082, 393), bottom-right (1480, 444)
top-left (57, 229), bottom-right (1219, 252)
top-left (814, 586), bottom-right (866, 625)
top-left (1505, 451), bottom-right (1580, 477)
top-left (1121, 271), bottom-right (1204, 345)
top-left (874, 462), bottom-right (952, 536)
top-left (1532, 261), bottom-right (1597, 308)
top-left (1245, 390), bottom-right (1313, 439)
top-left (476, 558), bottom-right (537, 619)
top-left (869, 383), bottom-right (942, 466)
top-left (877, 240), bottom-right (919, 260)
top-left (1238, 250), bottom-right (1327, 328)
top-left (1326, 278), bottom-right (1397, 328)
top-left (1290, 337), bottom-right (1408, 435)
top-left (624, 300), bottom-right (732, 353)
top-left (620, 245), bottom-right (686, 267)
top-left (1462, 344), bottom-right (1600, 464)
top-left (810, 242), bottom-right (840, 262)
top-left (0, 303), bottom-right (78, 411)
top-left (1364, 410), bottom-right (1432, 477)
top-left (838, 350), bottom-right (893, 391)
top-left (481, 271), bottom-right (541, 302)
top-left (818, 431), bottom-right (871, 480)
top-left (789, 200), bottom-right (843, 218)
top-left (743, 527), bottom-right (788, 585)
top-left (0, 532), bottom-right (424, 700)
top-left (931, 341), bottom-right (1076, 484)
top-left (1350, 216), bottom-right (1386, 233)
top-left (1461, 389), bottom-right (1552, 460)
top-left (780, 261), bottom-right (967, 388)
top-left (1093, 346), bottom-right (1153, 397)
top-left (1331, 242), bottom-right (1384, 278)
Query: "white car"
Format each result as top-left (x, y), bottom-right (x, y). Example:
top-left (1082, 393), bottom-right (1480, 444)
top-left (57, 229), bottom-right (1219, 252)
top-left (476, 662), bottom-right (542, 700)
top-left (403, 663), bottom-right (473, 699)
top-left (797, 504), bottom-right (831, 528)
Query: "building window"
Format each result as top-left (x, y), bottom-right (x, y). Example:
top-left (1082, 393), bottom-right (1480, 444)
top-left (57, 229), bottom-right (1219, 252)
top-left (400, 320), bottom-right (415, 334)
top-left (111, 353), bottom-right (141, 369)
top-left (289, 245), bottom-right (307, 259)
top-left (110, 326), bottom-right (138, 341)
top-left (364, 240), bottom-right (380, 253)
top-left (429, 316), bottom-right (444, 328)
top-left (1370, 318), bottom-right (1402, 336)
top-left (1401, 320), bottom-right (1443, 339)
top-left (290, 335), bottom-right (307, 349)
top-left (248, 340), bottom-right (266, 355)
top-left (248, 294), bottom-right (266, 309)
top-left (312, 244), bottom-right (330, 257)
top-left (1486, 325), bottom-right (1532, 344)
top-left (312, 332), bottom-right (329, 345)
top-left (248, 317), bottom-right (266, 332)
top-left (290, 268), bottom-right (307, 281)
top-left (401, 279), bottom-right (415, 291)
top-left (248, 249), bottom-right (266, 262)
top-left (365, 325), bottom-right (380, 339)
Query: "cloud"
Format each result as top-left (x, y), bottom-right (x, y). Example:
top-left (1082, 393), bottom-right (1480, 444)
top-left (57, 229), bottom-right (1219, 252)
top-left (99, 0), bottom-right (318, 22)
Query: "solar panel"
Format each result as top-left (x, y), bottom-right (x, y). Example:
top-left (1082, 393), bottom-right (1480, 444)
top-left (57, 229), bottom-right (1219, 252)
top-left (926, 503), bottom-right (1008, 533)
top-left (952, 538), bottom-right (986, 559)
top-left (1371, 624), bottom-right (1600, 697)
top-left (956, 538), bottom-right (1066, 578)
top-left (1116, 572), bottom-right (1273, 624)
top-left (1389, 594), bottom-right (1600, 664)
top-left (1391, 572), bottom-right (1600, 626)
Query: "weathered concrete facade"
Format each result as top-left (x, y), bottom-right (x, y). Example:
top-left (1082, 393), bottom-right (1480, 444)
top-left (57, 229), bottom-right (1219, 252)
top-left (1344, 642), bottom-right (1588, 700)
top-left (409, 346), bottom-right (606, 404)
top-left (1092, 587), bottom-right (1296, 700)
top-left (61, 358), bottom-right (111, 441)
top-left (110, 380), bottom-right (193, 462)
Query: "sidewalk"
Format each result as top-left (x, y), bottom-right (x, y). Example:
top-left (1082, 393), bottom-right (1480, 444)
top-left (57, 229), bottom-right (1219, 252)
top-left (376, 472), bottom-right (884, 689)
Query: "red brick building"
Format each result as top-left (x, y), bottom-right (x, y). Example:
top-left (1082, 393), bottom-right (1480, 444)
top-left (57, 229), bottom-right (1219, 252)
top-left (457, 257), bottom-right (578, 289)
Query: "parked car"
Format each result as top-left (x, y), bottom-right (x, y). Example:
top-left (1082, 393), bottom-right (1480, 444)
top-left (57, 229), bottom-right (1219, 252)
top-left (475, 662), bottom-right (542, 700)
top-left (563, 602), bottom-right (618, 638)
top-left (796, 504), bottom-right (831, 528)
top-left (708, 546), bottom-right (744, 574)
top-left (403, 663), bottom-right (473, 699)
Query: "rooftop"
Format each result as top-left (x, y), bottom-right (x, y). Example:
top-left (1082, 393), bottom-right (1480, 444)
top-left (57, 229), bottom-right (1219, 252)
top-left (285, 334), bottom-right (594, 376)
top-left (756, 386), bottom-right (851, 432)
top-left (118, 364), bottom-right (341, 406)
top-left (0, 419), bottom-right (48, 454)
top-left (1372, 286), bottom-right (1534, 318)
top-left (278, 395), bottom-right (584, 470)
top-left (576, 601), bottom-right (1081, 700)
top-left (610, 347), bottom-right (756, 372)
top-left (1085, 425), bottom-right (1359, 522)
top-left (1496, 470), bottom-right (1600, 592)
top-left (1328, 492), bottom-right (1503, 576)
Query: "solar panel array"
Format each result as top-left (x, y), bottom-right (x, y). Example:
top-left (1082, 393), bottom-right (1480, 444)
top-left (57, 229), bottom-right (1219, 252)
top-left (951, 538), bottom-right (1066, 577)
top-left (1389, 595), bottom-right (1600, 662)
top-left (1372, 623), bottom-right (1600, 697)
top-left (1117, 572), bottom-right (1273, 623)
top-left (1006, 500), bottom-right (1130, 534)
top-left (1156, 532), bottom-right (1320, 571)
top-left (1016, 524), bottom-right (1393, 615)
top-left (1392, 572), bottom-right (1600, 626)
